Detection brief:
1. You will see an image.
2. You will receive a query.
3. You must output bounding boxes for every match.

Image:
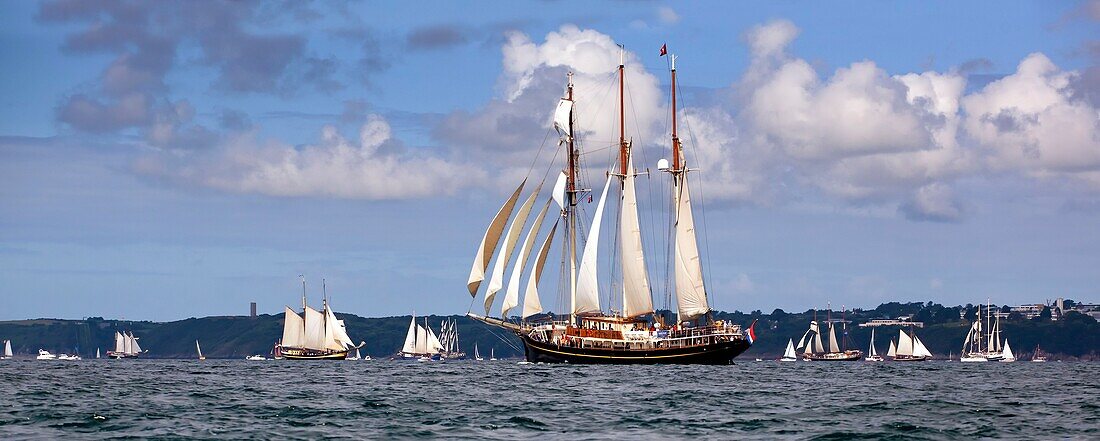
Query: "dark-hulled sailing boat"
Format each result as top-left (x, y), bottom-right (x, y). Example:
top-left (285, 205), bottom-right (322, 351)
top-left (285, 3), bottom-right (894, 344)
top-left (466, 47), bottom-right (751, 364)
top-left (275, 277), bottom-right (363, 360)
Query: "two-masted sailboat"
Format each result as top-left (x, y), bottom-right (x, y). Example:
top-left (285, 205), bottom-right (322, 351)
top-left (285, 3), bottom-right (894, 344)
top-left (465, 47), bottom-right (751, 364)
top-left (275, 278), bottom-right (363, 360)
top-left (796, 315), bottom-right (862, 361)
top-left (890, 328), bottom-right (933, 361)
top-left (107, 331), bottom-right (145, 359)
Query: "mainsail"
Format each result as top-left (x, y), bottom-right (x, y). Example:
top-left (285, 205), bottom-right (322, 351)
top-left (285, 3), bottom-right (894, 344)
top-left (114, 332), bottom-right (125, 353)
top-left (897, 330), bottom-right (914, 356)
top-left (575, 175), bottom-right (613, 315)
top-left (783, 339), bottom-right (797, 359)
top-left (502, 199), bottom-right (552, 317)
top-left (620, 152), bottom-right (652, 317)
top-left (673, 172), bottom-right (709, 321)
top-left (827, 324), bottom-right (840, 353)
top-left (3, 340), bottom-right (12, 358)
top-left (282, 306), bottom-right (305, 347)
top-left (485, 185), bottom-right (540, 314)
top-left (304, 307), bottom-right (325, 349)
top-left (523, 221), bottom-right (558, 318)
top-left (868, 328), bottom-right (878, 357)
top-left (467, 180), bottom-right (526, 296)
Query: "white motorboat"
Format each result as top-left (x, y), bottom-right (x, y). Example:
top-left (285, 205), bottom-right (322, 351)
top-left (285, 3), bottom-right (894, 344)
top-left (36, 349), bottom-right (57, 360)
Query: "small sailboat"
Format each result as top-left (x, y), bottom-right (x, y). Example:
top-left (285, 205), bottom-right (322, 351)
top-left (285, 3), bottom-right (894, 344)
top-left (196, 340), bottom-right (206, 361)
top-left (245, 354), bottom-right (267, 360)
top-left (865, 328), bottom-right (884, 362)
top-left (37, 349), bottom-right (57, 360)
top-left (399, 314), bottom-right (444, 361)
top-left (1031, 344), bottom-right (1048, 362)
top-left (1000, 339), bottom-right (1016, 362)
top-left (347, 347), bottom-right (362, 361)
top-left (95, 348), bottom-right (101, 359)
top-left (780, 339), bottom-right (798, 362)
top-left (490, 347), bottom-right (497, 361)
top-left (474, 343), bottom-right (484, 361)
top-left (57, 352), bottom-right (82, 361)
top-left (1, 340), bottom-right (12, 360)
top-left (887, 339), bottom-right (896, 358)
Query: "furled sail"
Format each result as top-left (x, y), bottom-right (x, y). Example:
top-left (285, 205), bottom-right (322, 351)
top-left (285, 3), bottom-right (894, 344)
top-left (402, 316), bottom-right (418, 354)
top-left (304, 307), bottom-right (325, 350)
top-left (897, 330), bottom-right (914, 356)
top-left (502, 198), bottom-right (552, 317)
top-left (467, 179), bottom-right (527, 297)
top-left (575, 175), bottom-right (613, 315)
top-left (485, 184), bottom-right (540, 314)
top-left (620, 152), bottom-right (652, 318)
top-left (673, 173), bottom-right (709, 321)
top-left (523, 221), bottom-right (558, 318)
top-left (281, 306), bottom-right (305, 348)
top-left (827, 324), bottom-right (840, 353)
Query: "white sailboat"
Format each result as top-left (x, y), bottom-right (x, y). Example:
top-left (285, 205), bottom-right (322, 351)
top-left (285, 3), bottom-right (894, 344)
top-left (1, 340), bottom-right (12, 360)
top-left (892, 328), bottom-right (933, 361)
top-left (865, 328), bottom-right (884, 362)
top-left (474, 343), bottom-right (484, 361)
top-left (490, 347), bottom-right (497, 361)
top-left (780, 338), bottom-right (798, 362)
top-left (196, 340), bottom-right (205, 361)
top-left (1000, 339), bottom-right (1016, 362)
top-left (399, 314), bottom-right (445, 360)
top-left (95, 348), bottom-right (100, 359)
top-left (347, 347), bottom-right (362, 361)
top-left (107, 331), bottom-right (145, 359)
top-left (961, 300), bottom-right (1005, 362)
top-left (887, 339), bottom-right (896, 358)
top-left (275, 278), bottom-right (363, 360)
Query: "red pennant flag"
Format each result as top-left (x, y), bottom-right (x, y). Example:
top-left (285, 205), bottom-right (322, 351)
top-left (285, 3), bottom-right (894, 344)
top-left (659, 44), bottom-right (667, 56)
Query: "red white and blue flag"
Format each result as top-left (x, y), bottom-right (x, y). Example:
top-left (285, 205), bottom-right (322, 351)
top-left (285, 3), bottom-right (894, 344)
top-left (745, 320), bottom-right (758, 345)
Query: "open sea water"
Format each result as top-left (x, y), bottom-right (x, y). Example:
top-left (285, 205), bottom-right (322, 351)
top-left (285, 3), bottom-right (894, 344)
top-left (1, 359), bottom-right (1097, 439)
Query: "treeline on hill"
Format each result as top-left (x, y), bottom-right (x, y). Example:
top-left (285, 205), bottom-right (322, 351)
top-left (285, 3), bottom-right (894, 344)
top-left (1, 301), bottom-right (1096, 359)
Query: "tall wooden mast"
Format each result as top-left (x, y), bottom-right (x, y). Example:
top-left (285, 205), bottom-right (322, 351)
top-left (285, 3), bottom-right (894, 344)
top-left (566, 72), bottom-right (578, 324)
top-left (619, 46), bottom-right (628, 175)
top-left (670, 54), bottom-right (681, 173)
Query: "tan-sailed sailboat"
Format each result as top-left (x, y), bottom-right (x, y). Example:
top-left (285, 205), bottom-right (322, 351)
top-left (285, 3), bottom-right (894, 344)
top-left (275, 277), bottom-right (363, 360)
top-left (465, 45), bottom-right (751, 364)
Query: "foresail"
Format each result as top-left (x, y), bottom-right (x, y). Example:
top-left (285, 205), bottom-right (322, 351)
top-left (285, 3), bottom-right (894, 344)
top-left (485, 184), bottom-right (541, 315)
top-left (467, 179), bottom-right (527, 297)
top-left (674, 173), bottom-right (709, 321)
top-left (620, 152), bottom-right (652, 318)
top-left (898, 330), bottom-right (914, 356)
top-left (523, 221), bottom-right (558, 318)
top-left (502, 198), bottom-right (552, 317)
top-left (575, 175), bottom-right (613, 315)
top-left (402, 316), bottom-right (417, 354)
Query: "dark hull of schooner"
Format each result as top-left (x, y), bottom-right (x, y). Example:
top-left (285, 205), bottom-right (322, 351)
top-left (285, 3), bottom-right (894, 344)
top-left (518, 333), bottom-right (750, 365)
top-left (278, 347), bottom-right (350, 360)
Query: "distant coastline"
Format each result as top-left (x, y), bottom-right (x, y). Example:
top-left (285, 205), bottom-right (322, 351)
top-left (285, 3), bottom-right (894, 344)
top-left (2, 301), bottom-right (1097, 360)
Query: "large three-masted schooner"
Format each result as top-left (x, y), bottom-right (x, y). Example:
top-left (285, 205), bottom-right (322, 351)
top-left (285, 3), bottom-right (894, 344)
top-left (276, 278), bottom-right (363, 360)
top-left (465, 47), bottom-right (751, 364)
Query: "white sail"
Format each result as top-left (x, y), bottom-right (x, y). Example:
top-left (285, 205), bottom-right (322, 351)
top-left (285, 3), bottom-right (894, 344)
top-left (468, 179), bottom-right (526, 297)
top-left (402, 316), bottom-right (418, 354)
top-left (303, 307), bottom-right (326, 350)
top-left (987, 320), bottom-right (998, 353)
top-left (827, 324), bottom-right (840, 353)
top-left (620, 152), bottom-right (652, 318)
top-left (897, 330), bottom-right (914, 357)
top-left (324, 307), bottom-right (352, 351)
top-left (1001, 339), bottom-right (1015, 361)
top-left (914, 335), bottom-right (933, 358)
top-left (415, 325), bottom-right (428, 354)
top-left (195, 340), bottom-right (203, 358)
top-left (474, 344), bottom-right (481, 359)
top-left (673, 172), bottom-right (709, 321)
top-left (3, 340), bottom-right (12, 357)
top-left (887, 340), bottom-right (897, 357)
top-left (486, 184), bottom-right (540, 314)
top-left (503, 199), bottom-right (552, 317)
top-left (123, 333), bottom-right (133, 354)
top-left (96, 348), bottom-right (100, 359)
top-left (575, 175), bottom-right (613, 315)
top-left (523, 221), bottom-right (558, 318)
top-left (553, 98), bottom-right (573, 141)
top-left (783, 339), bottom-right (797, 359)
top-left (961, 322), bottom-right (975, 353)
top-left (552, 171), bottom-right (567, 210)
top-left (868, 328), bottom-right (878, 356)
top-left (809, 321), bottom-right (824, 353)
top-left (130, 333), bottom-right (142, 354)
top-left (427, 326), bottom-right (445, 353)
top-left (281, 306), bottom-right (305, 348)
top-left (114, 332), bottom-right (125, 353)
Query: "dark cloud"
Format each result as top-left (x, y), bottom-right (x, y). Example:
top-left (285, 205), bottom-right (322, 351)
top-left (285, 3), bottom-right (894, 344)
top-left (57, 93), bottom-right (153, 133)
top-left (957, 58), bottom-right (994, 74)
top-left (406, 25), bottom-right (469, 50)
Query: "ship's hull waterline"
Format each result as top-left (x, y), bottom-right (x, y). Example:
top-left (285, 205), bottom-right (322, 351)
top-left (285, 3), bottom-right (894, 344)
top-left (278, 347), bottom-right (350, 360)
top-left (518, 333), bottom-right (750, 365)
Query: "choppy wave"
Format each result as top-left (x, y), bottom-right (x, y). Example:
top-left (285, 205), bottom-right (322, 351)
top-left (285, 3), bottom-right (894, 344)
top-left (0, 360), bottom-right (1097, 439)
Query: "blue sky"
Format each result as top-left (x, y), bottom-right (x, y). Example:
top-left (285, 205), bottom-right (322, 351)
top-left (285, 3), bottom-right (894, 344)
top-left (1, 1), bottom-right (1098, 321)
